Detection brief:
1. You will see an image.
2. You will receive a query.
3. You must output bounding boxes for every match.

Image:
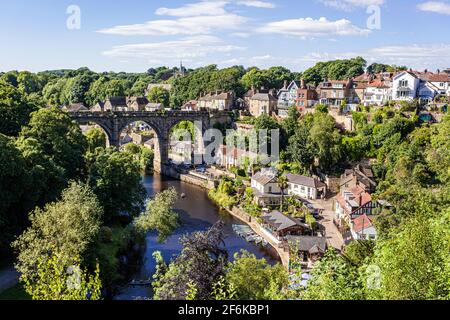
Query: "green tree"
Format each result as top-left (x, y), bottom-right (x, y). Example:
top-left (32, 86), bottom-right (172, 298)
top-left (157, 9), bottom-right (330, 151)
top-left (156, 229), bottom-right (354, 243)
top-left (85, 128), bottom-right (107, 153)
top-left (18, 107), bottom-right (87, 180)
top-left (301, 250), bottom-right (365, 300)
top-left (152, 222), bottom-right (228, 300)
top-left (0, 81), bottom-right (38, 136)
top-left (370, 212), bottom-right (450, 300)
top-left (309, 113), bottom-right (343, 171)
top-left (147, 86), bottom-right (170, 107)
top-left (134, 187), bottom-right (179, 243)
top-left (87, 148), bottom-right (145, 222)
top-left (17, 71), bottom-right (43, 95)
top-left (226, 251), bottom-right (288, 300)
top-left (13, 182), bottom-right (103, 283)
top-left (24, 254), bottom-right (102, 300)
top-left (0, 134), bottom-right (28, 254)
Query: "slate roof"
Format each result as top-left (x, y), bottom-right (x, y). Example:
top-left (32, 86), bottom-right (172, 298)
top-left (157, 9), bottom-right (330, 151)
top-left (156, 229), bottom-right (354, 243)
top-left (63, 103), bottom-right (88, 112)
top-left (251, 92), bottom-right (278, 101)
top-left (252, 170), bottom-right (277, 185)
top-left (262, 211), bottom-right (306, 232)
top-left (106, 96), bottom-right (127, 106)
top-left (286, 236), bottom-right (328, 254)
top-left (286, 174), bottom-right (326, 189)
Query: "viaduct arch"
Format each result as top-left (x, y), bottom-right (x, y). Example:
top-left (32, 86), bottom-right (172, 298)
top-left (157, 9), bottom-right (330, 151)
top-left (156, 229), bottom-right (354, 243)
top-left (69, 111), bottom-right (211, 173)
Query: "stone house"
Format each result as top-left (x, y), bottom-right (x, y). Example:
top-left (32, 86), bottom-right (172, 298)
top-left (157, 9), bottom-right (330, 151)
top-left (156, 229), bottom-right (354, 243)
top-left (198, 91), bottom-right (235, 111)
top-left (249, 90), bottom-right (278, 117)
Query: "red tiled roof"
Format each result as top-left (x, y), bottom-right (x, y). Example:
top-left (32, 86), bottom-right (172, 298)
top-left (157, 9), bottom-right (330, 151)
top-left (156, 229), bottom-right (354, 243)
top-left (352, 214), bottom-right (374, 233)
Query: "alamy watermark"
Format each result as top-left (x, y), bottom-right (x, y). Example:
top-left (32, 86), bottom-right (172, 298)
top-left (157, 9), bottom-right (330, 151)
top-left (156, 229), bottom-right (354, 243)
top-left (367, 5), bottom-right (382, 30)
top-left (66, 5), bottom-right (81, 30)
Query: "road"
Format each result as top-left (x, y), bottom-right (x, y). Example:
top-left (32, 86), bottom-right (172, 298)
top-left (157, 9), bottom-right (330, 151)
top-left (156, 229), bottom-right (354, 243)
top-left (0, 266), bottom-right (19, 294)
top-left (311, 198), bottom-right (345, 251)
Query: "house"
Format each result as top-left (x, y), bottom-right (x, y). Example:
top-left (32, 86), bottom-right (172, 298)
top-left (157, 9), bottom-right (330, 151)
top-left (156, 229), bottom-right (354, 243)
top-left (260, 211), bottom-right (310, 242)
top-left (91, 101), bottom-right (105, 112)
top-left (62, 103), bottom-right (88, 112)
top-left (251, 168), bottom-right (282, 206)
top-left (334, 186), bottom-right (391, 228)
top-left (340, 164), bottom-right (377, 193)
top-left (127, 97), bottom-right (149, 111)
top-left (182, 100), bottom-right (198, 111)
top-left (145, 103), bottom-right (164, 112)
top-left (198, 91), bottom-right (235, 111)
top-left (277, 80), bottom-right (300, 117)
top-left (104, 97), bottom-right (128, 112)
top-left (249, 90), bottom-right (278, 117)
top-left (170, 140), bottom-right (192, 164)
top-left (216, 145), bottom-right (257, 170)
top-left (392, 71), bottom-right (420, 102)
top-left (296, 79), bottom-right (318, 112)
top-left (317, 79), bottom-right (358, 107)
top-left (243, 87), bottom-right (257, 110)
top-left (285, 174), bottom-right (327, 200)
top-left (234, 122), bottom-right (255, 135)
top-left (350, 214), bottom-right (377, 240)
top-left (363, 79), bottom-right (392, 106)
top-left (417, 72), bottom-right (450, 104)
top-left (287, 235), bottom-right (328, 267)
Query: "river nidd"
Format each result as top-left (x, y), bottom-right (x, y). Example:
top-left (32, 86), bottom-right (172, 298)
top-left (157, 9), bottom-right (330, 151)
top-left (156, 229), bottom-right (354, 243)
top-left (115, 174), bottom-right (280, 300)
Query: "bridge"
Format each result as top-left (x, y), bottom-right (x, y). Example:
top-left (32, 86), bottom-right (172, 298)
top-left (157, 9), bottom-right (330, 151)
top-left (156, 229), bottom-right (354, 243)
top-left (68, 110), bottom-right (211, 173)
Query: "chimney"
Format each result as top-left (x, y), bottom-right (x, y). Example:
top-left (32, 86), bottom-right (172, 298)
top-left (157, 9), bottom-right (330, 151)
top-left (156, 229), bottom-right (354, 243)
top-left (300, 78), bottom-right (305, 89)
top-left (437, 69), bottom-right (441, 74)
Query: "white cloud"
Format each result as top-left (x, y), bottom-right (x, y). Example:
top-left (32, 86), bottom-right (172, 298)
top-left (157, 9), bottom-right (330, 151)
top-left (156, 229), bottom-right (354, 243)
top-left (97, 14), bottom-right (247, 36)
top-left (417, 1), bottom-right (450, 15)
top-left (236, 1), bottom-right (276, 8)
top-left (319, 0), bottom-right (385, 10)
top-left (102, 36), bottom-right (245, 65)
top-left (294, 44), bottom-right (450, 70)
top-left (155, 1), bottom-right (228, 17)
top-left (257, 17), bottom-right (371, 38)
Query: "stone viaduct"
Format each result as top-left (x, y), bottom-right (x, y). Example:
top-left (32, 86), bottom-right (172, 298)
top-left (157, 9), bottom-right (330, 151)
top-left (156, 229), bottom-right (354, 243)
top-left (68, 110), bottom-right (215, 174)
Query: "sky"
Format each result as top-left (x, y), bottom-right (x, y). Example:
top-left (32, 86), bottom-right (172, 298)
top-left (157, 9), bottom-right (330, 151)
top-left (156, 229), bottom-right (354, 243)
top-left (1, 0), bottom-right (450, 73)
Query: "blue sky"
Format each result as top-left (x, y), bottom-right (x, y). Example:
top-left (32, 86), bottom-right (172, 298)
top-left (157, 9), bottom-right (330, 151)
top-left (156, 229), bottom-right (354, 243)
top-left (1, 0), bottom-right (450, 72)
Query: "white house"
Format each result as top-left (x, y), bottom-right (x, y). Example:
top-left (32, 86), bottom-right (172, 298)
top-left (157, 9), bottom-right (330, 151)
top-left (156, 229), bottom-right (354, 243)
top-left (350, 214), bottom-right (377, 240)
top-left (251, 168), bottom-right (282, 206)
top-left (285, 174), bottom-right (327, 200)
top-left (278, 80), bottom-right (301, 117)
top-left (418, 81), bottom-right (440, 104)
top-left (363, 80), bottom-right (392, 106)
top-left (392, 71), bottom-right (420, 101)
top-left (417, 72), bottom-right (450, 103)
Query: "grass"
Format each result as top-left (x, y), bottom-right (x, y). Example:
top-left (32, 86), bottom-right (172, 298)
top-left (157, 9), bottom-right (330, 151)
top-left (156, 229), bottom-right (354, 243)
top-left (0, 283), bottom-right (30, 300)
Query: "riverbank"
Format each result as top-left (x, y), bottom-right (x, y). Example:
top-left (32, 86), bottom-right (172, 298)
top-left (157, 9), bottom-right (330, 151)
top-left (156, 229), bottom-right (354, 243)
top-left (222, 206), bottom-right (290, 269)
top-left (162, 168), bottom-right (289, 269)
top-left (115, 174), bottom-right (278, 300)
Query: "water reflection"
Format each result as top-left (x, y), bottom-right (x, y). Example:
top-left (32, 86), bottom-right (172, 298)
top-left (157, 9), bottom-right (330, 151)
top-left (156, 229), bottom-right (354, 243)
top-left (115, 174), bottom-right (279, 300)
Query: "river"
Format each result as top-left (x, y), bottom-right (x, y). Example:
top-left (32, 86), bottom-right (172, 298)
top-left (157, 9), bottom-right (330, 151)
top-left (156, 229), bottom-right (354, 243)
top-left (114, 174), bottom-right (279, 300)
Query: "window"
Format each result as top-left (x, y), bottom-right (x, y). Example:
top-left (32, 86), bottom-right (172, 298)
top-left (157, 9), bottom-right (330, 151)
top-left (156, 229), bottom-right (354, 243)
top-left (399, 80), bottom-right (409, 87)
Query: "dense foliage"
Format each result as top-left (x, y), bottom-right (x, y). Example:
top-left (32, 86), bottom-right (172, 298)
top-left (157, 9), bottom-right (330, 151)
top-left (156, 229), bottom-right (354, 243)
top-left (134, 187), bottom-right (179, 243)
